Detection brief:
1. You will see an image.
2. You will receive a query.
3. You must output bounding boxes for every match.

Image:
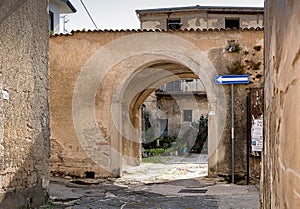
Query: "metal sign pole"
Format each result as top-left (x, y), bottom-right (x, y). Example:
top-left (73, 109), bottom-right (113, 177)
top-left (215, 74), bottom-right (249, 185)
top-left (231, 84), bottom-right (235, 184)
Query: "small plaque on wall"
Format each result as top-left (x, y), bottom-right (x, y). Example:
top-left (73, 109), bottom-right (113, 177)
top-left (2, 90), bottom-right (9, 100)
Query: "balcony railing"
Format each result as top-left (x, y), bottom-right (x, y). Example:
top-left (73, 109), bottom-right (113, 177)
top-left (155, 79), bottom-right (206, 95)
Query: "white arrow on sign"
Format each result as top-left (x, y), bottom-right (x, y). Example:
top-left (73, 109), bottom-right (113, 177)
top-left (216, 76), bottom-right (248, 83)
top-left (215, 75), bottom-right (249, 84)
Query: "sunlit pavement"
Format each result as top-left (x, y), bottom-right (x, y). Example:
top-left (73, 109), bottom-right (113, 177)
top-left (42, 154), bottom-right (259, 209)
top-left (117, 154), bottom-right (209, 184)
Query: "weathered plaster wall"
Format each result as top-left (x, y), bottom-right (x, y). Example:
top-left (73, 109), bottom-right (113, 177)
top-left (140, 12), bottom-right (263, 30)
top-left (146, 94), bottom-right (209, 137)
top-left (50, 29), bottom-right (263, 179)
top-left (262, 0), bottom-right (300, 208)
top-left (0, 0), bottom-right (50, 208)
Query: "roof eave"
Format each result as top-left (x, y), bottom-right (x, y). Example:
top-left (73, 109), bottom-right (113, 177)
top-left (136, 6), bottom-right (264, 15)
top-left (58, 0), bottom-right (77, 13)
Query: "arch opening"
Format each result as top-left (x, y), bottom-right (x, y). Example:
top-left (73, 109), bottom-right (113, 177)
top-left (72, 33), bottom-right (227, 177)
top-left (110, 61), bottom-right (209, 180)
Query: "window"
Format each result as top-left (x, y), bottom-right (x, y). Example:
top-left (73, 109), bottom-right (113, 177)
top-left (183, 110), bottom-right (192, 122)
top-left (173, 80), bottom-right (182, 91)
top-left (166, 82), bottom-right (173, 92)
top-left (225, 18), bottom-right (240, 29)
top-left (167, 19), bottom-right (182, 30)
top-left (49, 11), bottom-right (54, 32)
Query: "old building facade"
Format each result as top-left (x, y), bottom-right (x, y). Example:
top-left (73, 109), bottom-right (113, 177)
top-left (142, 79), bottom-right (208, 141)
top-left (262, 0), bottom-right (300, 208)
top-left (50, 28), bottom-right (264, 180)
top-left (136, 6), bottom-right (264, 30)
top-left (0, 0), bottom-right (50, 208)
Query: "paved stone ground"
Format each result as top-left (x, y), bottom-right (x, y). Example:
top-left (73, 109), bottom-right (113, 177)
top-left (118, 154), bottom-right (209, 184)
top-left (42, 155), bottom-right (260, 209)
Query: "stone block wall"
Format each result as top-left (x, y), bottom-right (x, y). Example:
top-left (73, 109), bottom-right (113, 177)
top-left (0, 0), bottom-right (50, 208)
top-left (262, 0), bottom-right (300, 208)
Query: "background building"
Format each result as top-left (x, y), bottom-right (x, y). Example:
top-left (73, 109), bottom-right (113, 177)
top-left (136, 5), bottom-right (264, 30)
top-left (49, 0), bottom-right (76, 33)
top-left (142, 79), bottom-right (208, 151)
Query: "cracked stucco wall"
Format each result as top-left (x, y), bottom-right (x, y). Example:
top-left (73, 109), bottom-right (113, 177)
top-left (262, 0), bottom-right (300, 208)
top-left (0, 0), bottom-right (50, 208)
top-left (140, 12), bottom-right (263, 30)
top-left (50, 30), bottom-right (263, 179)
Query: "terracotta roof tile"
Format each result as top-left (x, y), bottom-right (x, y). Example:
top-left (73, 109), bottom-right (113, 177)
top-left (50, 27), bottom-right (264, 37)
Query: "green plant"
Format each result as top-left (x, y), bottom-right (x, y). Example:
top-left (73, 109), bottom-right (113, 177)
top-left (145, 148), bottom-right (165, 156)
top-left (226, 42), bottom-right (242, 53)
top-left (253, 45), bottom-right (262, 51)
top-left (190, 115), bottom-right (208, 153)
top-left (226, 60), bottom-right (246, 74)
top-left (142, 157), bottom-right (165, 164)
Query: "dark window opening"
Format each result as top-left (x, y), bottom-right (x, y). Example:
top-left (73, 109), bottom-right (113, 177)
top-left (49, 11), bottom-right (54, 32)
top-left (167, 19), bottom-right (182, 30)
top-left (85, 171), bottom-right (95, 178)
top-left (225, 18), bottom-right (240, 29)
top-left (183, 110), bottom-right (192, 122)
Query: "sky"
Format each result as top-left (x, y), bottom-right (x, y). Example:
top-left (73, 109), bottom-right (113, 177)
top-left (63, 0), bottom-right (264, 32)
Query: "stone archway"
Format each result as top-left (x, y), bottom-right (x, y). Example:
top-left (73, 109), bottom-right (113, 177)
top-left (72, 32), bottom-right (227, 176)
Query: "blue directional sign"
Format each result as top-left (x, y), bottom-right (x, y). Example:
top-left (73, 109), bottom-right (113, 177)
top-left (215, 74), bottom-right (249, 85)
